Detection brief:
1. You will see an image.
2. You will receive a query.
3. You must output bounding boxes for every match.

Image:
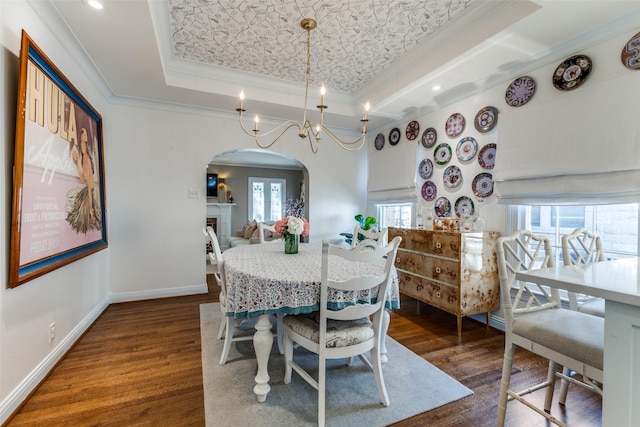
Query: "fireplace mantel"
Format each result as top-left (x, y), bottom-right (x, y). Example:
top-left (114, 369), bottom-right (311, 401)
top-left (206, 203), bottom-right (236, 250)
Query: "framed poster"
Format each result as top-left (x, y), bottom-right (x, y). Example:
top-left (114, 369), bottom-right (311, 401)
top-left (9, 31), bottom-right (108, 288)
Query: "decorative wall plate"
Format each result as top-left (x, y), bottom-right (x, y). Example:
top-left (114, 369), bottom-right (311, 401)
top-left (472, 172), bottom-right (494, 197)
top-left (621, 31), bottom-right (640, 70)
top-left (474, 106), bottom-right (499, 133)
top-left (553, 54), bottom-right (592, 91)
top-left (434, 143), bottom-right (452, 165)
top-left (478, 143), bottom-right (497, 169)
top-left (435, 197), bottom-right (452, 217)
top-left (505, 76), bottom-right (536, 107)
top-left (443, 165), bottom-right (462, 188)
top-left (455, 196), bottom-right (475, 217)
top-left (389, 128), bottom-right (401, 145)
top-left (422, 127), bottom-right (437, 148)
top-left (456, 137), bottom-right (478, 162)
top-left (374, 133), bottom-right (385, 150)
top-left (445, 113), bottom-right (465, 138)
top-left (418, 158), bottom-right (434, 179)
top-left (421, 181), bottom-right (437, 201)
top-left (406, 120), bottom-right (420, 140)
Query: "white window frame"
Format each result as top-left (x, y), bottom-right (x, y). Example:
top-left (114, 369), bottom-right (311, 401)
top-left (248, 177), bottom-right (286, 222)
top-left (376, 203), bottom-right (415, 229)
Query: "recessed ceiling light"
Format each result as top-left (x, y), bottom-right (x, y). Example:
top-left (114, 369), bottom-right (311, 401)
top-left (432, 85), bottom-right (441, 91)
top-left (86, 0), bottom-right (103, 9)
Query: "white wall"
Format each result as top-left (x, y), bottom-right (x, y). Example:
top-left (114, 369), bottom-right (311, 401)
top-left (1, 1), bottom-right (110, 422)
top-left (105, 104), bottom-right (368, 301)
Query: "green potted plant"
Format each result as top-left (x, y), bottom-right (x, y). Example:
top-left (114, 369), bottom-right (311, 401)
top-left (339, 214), bottom-right (378, 246)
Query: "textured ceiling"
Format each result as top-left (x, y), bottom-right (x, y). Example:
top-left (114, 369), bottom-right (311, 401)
top-left (169, 0), bottom-right (475, 94)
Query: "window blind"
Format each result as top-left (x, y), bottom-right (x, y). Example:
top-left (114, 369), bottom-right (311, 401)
top-left (367, 134), bottom-right (418, 202)
top-left (493, 73), bottom-right (640, 205)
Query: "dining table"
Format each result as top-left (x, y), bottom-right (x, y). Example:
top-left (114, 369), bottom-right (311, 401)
top-left (515, 257), bottom-right (640, 427)
top-left (222, 240), bottom-right (400, 403)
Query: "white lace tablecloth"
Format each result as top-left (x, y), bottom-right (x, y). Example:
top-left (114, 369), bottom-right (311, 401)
top-left (222, 242), bottom-right (400, 318)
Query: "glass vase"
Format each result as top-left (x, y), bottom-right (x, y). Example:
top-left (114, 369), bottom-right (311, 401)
top-left (473, 198), bottom-right (486, 232)
top-left (284, 234), bottom-right (299, 254)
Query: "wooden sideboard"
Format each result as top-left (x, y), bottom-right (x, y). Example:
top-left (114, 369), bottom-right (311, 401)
top-left (388, 227), bottom-right (500, 336)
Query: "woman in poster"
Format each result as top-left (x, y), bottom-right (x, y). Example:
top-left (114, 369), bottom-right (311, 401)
top-left (66, 127), bottom-right (102, 233)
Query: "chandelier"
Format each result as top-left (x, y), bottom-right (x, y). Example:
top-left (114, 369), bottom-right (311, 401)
top-left (236, 18), bottom-right (370, 154)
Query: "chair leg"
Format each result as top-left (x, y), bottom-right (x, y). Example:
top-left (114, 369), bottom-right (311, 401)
top-left (543, 361), bottom-right (558, 412)
top-left (318, 355), bottom-right (326, 427)
top-left (497, 343), bottom-right (516, 427)
top-left (371, 343), bottom-right (390, 406)
top-left (558, 366), bottom-right (572, 405)
top-left (276, 313), bottom-right (285, 354)
top-left (219, 318), bottom-right (235, 365)
top-left (283, 332), bottom-right (293, 384)
top-left (216, 315), bottom-right (226, 340)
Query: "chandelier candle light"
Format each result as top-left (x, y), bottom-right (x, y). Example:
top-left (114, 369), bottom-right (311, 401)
top-left (236, 18), bottom-right (370, 154)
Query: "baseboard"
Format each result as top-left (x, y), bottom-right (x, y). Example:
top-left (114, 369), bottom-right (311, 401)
top-left (110, 283), bottom-right (208, 303)
top-left (468, 312), bottom-right (506, 332)
top-left (0, 295), bottom-right (110, 425)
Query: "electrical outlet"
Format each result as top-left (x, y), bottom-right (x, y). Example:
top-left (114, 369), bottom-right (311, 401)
top-left (188, 189), bottom-right (200, 199)
top-left (49, 322), bottom-right (55, 344)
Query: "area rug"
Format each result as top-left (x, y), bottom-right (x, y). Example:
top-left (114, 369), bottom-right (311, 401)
top-left (200, 303), bottom-right (473, 426)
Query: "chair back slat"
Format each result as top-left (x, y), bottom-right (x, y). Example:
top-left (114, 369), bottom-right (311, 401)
top-left (562, 228), bottom-right (606, 310)
top-left (497, 230), bottom-right (559, 326)
top-left (351, 225), bottom-right (388, 247)
top-left (319, 236), bottom-right (401, 335)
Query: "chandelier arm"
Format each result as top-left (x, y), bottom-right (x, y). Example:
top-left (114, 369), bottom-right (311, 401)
top-left (302, 130), bottom-right (319, 155)
top-left (253, 123), bottom-right (304, 150)
top-left (312, 124), bottom-right (368, 151)
top-left (238, 113), bottom-right (303, 139)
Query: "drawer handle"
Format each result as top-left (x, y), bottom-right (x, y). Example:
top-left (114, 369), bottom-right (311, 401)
top-left (435, 242), bottom-right (442, 249)
top-left (435, 267), bottom-right (441, 274)
top-left (396, 257), bottom-right (400, 263)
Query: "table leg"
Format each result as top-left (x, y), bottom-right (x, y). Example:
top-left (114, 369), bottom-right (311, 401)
top-left (253, 314), bottom-right (273, 402)
top-left (380, 309), bottom-right (390, 364)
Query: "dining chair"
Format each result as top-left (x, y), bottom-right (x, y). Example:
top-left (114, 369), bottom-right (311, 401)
top-left (496, 229), bottom-right (603, 426)
top-left (561, 228), bottom-right (605, 316)
top-left (283, 236), bottom-right (402, 427)
top-left (208, 227), bottom-right (254, 365)
top-left (557, 227), bottom-right (606, 405)
top-left (258, 222), bottom-right (277, 244)
top-left (204, 226), bottom-right (218, 275)
top-left (350, 225), bottom-right (388, 247)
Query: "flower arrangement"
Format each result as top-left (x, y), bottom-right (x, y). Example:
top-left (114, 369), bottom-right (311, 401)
top-left (284, 197), bottom-right (305, 218)
top-left (275, 216), bottom-right (310, 237)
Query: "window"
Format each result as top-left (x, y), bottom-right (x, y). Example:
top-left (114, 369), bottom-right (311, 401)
top-left (513, 204), bottom-right (639, 264)
top-left (376, 203), bottom-right (414, 229)
top-left (248, 177), bottom-right (286, 222)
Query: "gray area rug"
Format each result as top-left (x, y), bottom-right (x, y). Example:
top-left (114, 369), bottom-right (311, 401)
top-left (200, 303), bottom-right (473, 426)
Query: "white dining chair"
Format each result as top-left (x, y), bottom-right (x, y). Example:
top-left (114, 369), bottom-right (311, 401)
top-left (204, 226), bottom-right (218, 275)
top-left (283, 236), bottom-right (402, 427)
top-left (258, 222), bottom-right (277, 244)
top-left (496, 229), bottom-right (603, 426)
top-left (208, 227), bottom-right (254, 365)
top-left (558, 227), bottom-right (606, 405)
top-left (350, 225), bottom-right (388, 247)
top-left (561, 228), bottom-right (605, 316)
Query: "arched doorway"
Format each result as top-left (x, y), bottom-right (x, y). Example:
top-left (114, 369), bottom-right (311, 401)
top-left (206, 148), bottom-right (309, 250)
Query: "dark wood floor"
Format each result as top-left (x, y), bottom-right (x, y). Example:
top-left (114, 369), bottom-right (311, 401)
top-left (5, 275), bottom-right (601, 426)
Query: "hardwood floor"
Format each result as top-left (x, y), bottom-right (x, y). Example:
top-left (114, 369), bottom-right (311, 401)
top-left (5, 275), bottom-right (601, 426)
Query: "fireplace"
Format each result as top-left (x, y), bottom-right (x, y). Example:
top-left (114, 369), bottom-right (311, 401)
top-left (206, 202), bottom-right (235, 250)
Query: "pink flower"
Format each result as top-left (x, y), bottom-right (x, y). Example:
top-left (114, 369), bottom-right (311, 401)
top-left (275, 216), bottom-right (310, 237)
